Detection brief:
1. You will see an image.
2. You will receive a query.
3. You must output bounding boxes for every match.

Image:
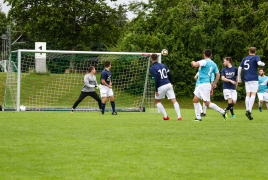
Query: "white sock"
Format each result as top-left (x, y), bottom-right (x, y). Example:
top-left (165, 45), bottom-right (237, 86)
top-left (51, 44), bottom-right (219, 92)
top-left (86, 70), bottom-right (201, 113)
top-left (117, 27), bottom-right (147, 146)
top-left (248, 95), bottom-right (256, 112)
top-left (203, 102), bottom-right (207, 114)
top-left (266, 103), bottom-right (268, 109)
top-left (245, 96), bottom-right (250, 111)
top-left (173, 102), bottom-right (181, 118)
top-left (209, 102), bottom-right (225, 114)
top-left (198, 102), bottom-right (203, 113)
top-left (259, 102), bottom-right (263, 107)
top-left (157, 103), bottom-right (167, 118)
top-left (194, 103), bottom-right (201, 119)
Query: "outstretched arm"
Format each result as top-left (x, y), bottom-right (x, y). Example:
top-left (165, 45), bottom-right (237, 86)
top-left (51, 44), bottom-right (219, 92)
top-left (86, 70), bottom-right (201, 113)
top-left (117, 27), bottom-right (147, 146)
top-left (238, 66), bottom-right (242, 83)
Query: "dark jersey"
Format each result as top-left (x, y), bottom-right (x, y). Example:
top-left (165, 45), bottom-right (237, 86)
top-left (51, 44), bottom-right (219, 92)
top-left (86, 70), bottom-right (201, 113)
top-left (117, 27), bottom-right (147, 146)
top-left (222, 66), bottom-right (238, 90)
top-left (150, 62), bottom-right (170, 92)
top-left (239, 55), bottom-right (261, 82)
top-left (100, 69), bottom-right (111, 85)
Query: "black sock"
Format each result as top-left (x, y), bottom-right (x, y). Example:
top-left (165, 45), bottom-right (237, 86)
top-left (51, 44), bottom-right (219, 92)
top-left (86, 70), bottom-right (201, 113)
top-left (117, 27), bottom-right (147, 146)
top-left (230, 106), bottom-right (234, 115)
top-left (226, 103), bottom-right (233, 110)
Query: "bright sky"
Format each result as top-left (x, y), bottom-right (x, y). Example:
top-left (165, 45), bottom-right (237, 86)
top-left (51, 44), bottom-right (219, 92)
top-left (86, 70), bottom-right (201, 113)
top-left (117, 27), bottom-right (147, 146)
top-left (0, 0), bottom-right (148, 19)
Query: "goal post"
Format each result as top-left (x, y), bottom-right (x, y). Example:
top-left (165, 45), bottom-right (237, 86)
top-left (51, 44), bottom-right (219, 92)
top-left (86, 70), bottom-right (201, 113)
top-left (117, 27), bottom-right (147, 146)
top-left (4, 49), bottom-right (161, 112)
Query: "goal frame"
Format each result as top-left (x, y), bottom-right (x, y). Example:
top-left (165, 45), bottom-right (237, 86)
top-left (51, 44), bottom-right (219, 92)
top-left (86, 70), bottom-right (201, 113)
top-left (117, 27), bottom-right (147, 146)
top-left (10, 49), bottom-right (162, 111)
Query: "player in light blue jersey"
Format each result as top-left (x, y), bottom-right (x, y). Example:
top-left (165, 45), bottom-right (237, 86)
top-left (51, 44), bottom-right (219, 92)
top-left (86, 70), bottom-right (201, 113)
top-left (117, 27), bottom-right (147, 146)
top-left (257, 68), bottom-right (268, 112)
top-left (194, 71), bottom-right (215, 116)
top-left (191, 49), bottom-right (227, 121)
top-left (150, 54), bottom-right (181, 121)
top-left (238, 47), bottom-right (265, 120)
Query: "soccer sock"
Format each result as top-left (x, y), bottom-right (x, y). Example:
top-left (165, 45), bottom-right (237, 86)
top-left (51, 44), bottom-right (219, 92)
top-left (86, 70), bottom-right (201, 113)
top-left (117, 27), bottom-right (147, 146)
top-left (194, 103), bottom-right (201, 119)
top-left (266, 103), bottom-right (268, 109)
top-left (209, 102), bottom-right (225, 114)
top-left (230, 106), bottom-right (234, 116)
top-left (245, 96), bottom-right (250, 111)
top-left (226, 103), bottom-right (233, 110)
top-left (248, 95), bottom-right (256, 113)
top-left (203, 102), bottom-right (207, 114)
top-left (101, 103), bottom-right (106, 113)
top-left (259, 102), bottom-right (263, 107)
top-left (173, 102), bottom-right (181, 118)
top-left (198, 102), bottom-right (203, 113)
top-left (111, 101), bottom-right (115, 112)
top-left (157, 103), bottom-right (167, 118)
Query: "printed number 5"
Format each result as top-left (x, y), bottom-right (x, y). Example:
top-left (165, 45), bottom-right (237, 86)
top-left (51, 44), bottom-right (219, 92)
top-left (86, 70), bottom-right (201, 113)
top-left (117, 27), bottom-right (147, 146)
top-left (244, 60), bottom-right (250, 70)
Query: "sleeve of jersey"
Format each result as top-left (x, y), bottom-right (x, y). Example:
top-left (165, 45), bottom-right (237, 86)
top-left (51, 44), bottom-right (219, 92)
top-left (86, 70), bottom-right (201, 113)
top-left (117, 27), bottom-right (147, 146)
top-left (167, 71), bottom-right (173, 84)
top-left (221, 69), bottom-right (225, 77)
top-left (198, 60), bottom-right (207, 67)
top-left (238, 66), bottom-right (242, 82)
top-left (150, 68), bottom-right (159, 92)
top-left (261, 78), bottom-right (268, 85)
top-left (101, 72), bottom-right (106, 80)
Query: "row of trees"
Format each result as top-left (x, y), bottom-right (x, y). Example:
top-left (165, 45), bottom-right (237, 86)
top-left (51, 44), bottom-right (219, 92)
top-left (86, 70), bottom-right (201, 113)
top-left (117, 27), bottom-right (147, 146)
top-left (1, 0), bottom-right (268, 99)
top-left (2, 0), bottom-right (127, 51)
top-left (113, 0), bottom-right (268, 100)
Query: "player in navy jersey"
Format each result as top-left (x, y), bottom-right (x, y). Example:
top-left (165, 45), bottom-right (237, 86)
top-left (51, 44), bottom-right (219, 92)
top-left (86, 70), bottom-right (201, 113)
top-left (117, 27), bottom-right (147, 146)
top-left (238, 47), bottom-right (265, 120)
top-left (257, 68), bottom-right (268, 112)
top-left (191, 49), bottom-right (227, 121)
top-left (221, 57), bottom-right (238, 118)
top-left (99, 60), bottom-right (117, 115)
top-left (150, 54), bottom-right (181, 120)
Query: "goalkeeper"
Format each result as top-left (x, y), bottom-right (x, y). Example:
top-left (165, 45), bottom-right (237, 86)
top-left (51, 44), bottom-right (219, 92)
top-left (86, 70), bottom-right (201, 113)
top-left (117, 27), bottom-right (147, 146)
top-left (71, 66), bottom-right (101, 112)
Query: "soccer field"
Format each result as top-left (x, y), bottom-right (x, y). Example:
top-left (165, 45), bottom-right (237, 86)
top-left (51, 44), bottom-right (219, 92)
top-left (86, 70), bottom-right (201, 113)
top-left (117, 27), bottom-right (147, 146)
top-left (1, 109), bottom-right (268, 179)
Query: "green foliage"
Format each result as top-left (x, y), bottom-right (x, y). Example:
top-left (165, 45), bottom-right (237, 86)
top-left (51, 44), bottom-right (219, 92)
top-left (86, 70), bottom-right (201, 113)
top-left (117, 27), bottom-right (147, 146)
top-left (5, 0), bottom-right (127, 50)
top-left (116, 0), bottom-right (268, 99)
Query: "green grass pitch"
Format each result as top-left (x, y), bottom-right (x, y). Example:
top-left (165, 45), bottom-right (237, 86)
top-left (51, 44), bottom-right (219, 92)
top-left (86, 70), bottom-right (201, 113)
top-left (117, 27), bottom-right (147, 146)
top-left (1, 109), bottom-right (268, 179)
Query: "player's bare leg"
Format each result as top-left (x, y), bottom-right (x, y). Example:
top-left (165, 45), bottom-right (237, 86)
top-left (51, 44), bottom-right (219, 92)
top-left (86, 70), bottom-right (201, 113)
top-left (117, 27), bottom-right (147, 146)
top-left (155, 99), bottom-right (169, 120)
top-left (170, 98), bottom-right (182, 120)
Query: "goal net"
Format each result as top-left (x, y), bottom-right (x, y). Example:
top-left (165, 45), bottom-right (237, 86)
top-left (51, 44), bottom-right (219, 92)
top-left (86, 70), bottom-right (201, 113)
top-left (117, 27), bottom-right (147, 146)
top-left (4, 50), bottom-right (161, 112)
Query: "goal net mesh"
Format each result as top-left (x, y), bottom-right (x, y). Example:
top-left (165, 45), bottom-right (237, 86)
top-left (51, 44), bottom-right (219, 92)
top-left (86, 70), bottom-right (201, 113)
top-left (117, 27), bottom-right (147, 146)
top-left (4, 51), bottom-right (157, 112)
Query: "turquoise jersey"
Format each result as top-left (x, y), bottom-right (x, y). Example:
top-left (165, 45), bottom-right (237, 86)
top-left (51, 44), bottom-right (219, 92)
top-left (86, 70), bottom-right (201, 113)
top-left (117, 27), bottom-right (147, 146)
top-left (198, 59), bottom-right (219, 84)
top-left (258, 75), bottom-right (268, 93)
top-left (196, 73), bottom-right (215, 87)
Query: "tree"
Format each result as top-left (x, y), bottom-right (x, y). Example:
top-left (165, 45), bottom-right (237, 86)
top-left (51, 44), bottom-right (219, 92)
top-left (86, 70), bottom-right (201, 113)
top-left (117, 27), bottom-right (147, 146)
top-left (4, 0), bottom-right (125, 50)
top-left (115, 0), bottom-right (268, 99)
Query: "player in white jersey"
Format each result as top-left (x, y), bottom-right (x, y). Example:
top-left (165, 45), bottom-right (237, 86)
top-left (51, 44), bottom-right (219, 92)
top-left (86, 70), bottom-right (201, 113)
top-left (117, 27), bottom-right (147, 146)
top-left (194, 71), bottom-right (215, 116)
top-left (257, 68), bottom-right (268, 112)
top-left (238, 47), bottom-right (265, 120)
top-left (191, 49), bottom-right (227, 121)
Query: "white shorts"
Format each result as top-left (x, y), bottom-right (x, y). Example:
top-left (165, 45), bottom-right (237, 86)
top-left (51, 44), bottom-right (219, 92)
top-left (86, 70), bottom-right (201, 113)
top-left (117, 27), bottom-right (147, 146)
top-left (223, 89), bottom-right (237, 101)
top-left (257, 93), bottom-right (268, 102)
top-left (155, 83), bottom-right (176, 100)
top-left (99, 84), bottom-right (114, 98)
top-left (245, 81), bottom-right (258, 93)
top-left (194, 83), bottom-right (211, 101)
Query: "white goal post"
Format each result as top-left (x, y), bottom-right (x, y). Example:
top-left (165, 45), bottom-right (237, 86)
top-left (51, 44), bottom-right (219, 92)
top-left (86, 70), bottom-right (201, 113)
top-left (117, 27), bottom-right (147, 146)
top-left (4, 49), bottom-right (162, 112)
